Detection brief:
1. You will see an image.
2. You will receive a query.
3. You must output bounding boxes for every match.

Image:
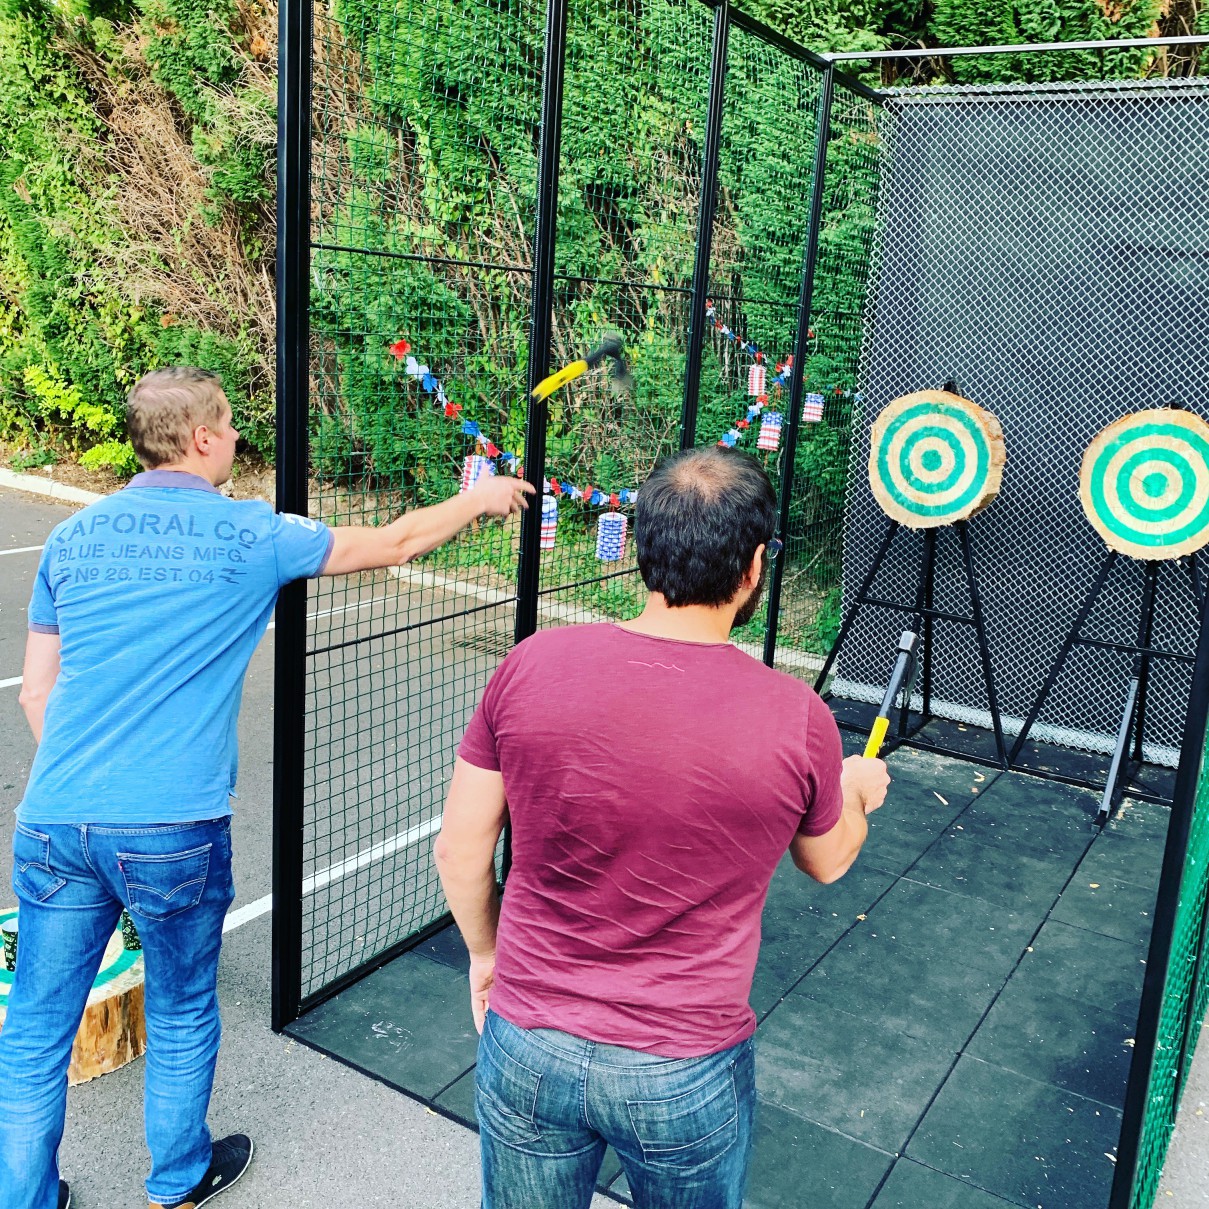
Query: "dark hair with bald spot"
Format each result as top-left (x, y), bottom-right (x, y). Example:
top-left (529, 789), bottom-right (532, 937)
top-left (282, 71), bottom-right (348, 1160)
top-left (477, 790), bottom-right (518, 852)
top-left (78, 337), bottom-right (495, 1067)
top-left (634, 446), bottom-right (777, 607)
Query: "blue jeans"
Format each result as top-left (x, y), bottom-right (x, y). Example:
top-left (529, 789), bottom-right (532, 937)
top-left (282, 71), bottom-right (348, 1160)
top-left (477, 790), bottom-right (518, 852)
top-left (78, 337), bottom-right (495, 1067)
top-left (0, 819), bottom-right (235, 1209)
top-left (476, 1010), bottom-right (756, 1209)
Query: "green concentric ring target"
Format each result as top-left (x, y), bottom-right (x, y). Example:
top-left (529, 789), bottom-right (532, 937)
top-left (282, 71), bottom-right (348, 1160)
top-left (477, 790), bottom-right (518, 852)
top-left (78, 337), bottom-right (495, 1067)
top-left (0, 908), bottom-right (142, 1012)
top-left (868, 390), bottom-right (1006, 529)
top-left (1080, 409), bottom-right (1209, 560)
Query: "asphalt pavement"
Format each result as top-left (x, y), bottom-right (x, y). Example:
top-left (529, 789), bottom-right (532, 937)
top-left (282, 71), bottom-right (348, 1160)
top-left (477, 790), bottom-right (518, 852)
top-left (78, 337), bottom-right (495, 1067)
top-left (0, 479), bottom-right (1205, 1207)
top-left (0, 483), bottom-right (614, 1209)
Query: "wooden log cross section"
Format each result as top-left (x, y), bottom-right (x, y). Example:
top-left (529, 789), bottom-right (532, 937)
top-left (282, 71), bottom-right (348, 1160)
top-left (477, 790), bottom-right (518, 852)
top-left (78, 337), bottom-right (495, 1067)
top-left (1080, 408), bottom-right (1209, 561)
top-left (868, 389), bottom-right (1006, 529)
top-left (0, 908), bottom-right (146, 1084)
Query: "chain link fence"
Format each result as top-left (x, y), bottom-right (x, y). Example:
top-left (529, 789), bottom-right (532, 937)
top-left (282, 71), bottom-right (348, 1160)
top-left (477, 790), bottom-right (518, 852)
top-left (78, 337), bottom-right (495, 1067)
top-left (832, 75), bottom-right (1209, 770)
top-left (279, 9), bottom-right (1209, 1202)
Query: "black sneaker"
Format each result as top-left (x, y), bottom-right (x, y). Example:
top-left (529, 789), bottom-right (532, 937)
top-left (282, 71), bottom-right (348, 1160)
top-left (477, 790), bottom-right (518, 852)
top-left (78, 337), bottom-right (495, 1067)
top-left (158, 1135), bottom-right (254, 1209)
top-left (58, 1181), bottom-right (71, 1209)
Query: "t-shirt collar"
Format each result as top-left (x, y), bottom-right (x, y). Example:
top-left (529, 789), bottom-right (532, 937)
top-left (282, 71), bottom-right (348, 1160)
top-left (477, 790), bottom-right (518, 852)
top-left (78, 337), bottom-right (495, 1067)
top-left (126, 469), bottom-right (221, 494)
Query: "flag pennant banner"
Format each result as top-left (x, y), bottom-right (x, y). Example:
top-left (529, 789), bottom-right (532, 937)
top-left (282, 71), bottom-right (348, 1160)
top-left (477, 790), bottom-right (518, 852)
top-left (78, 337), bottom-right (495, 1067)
top-left (392, 331), bottom-right (857, 504)
top-left (460, 454), bottom-right (495, 494)
top-left (757, 412), bottom-right (784, 452)
top-left (596, 512), bottom-right (628, 563)
top-left (540, 494), bottom-right (558, 551)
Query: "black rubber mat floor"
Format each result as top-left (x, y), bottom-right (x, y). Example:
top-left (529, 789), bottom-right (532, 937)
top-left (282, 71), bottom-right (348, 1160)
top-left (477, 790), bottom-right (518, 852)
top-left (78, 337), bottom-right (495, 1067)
top-left (287, 744), bottom-right (1167, 1209)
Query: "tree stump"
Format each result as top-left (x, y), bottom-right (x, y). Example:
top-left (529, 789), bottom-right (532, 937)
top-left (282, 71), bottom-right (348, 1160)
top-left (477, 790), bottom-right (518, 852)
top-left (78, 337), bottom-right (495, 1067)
top-left (1080, 408), bottom-right (1209, 561)
top-left (0, 908), bottom-right (146, 1085)
top-left (868, 389), bottom-right (1006, 529)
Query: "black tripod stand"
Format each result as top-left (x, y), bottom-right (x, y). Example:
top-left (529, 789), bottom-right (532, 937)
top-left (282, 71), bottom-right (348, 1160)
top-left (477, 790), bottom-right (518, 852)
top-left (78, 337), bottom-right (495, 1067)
top-left (815, 518), bottom-right (1009, 767)
top-left (1008, 551), bottom-right (1205, 823)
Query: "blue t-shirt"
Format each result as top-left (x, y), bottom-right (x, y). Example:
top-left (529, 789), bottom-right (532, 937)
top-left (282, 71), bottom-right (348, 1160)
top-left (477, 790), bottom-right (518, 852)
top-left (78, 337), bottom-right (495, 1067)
top-left (20, 470), bottom-right (333, 825)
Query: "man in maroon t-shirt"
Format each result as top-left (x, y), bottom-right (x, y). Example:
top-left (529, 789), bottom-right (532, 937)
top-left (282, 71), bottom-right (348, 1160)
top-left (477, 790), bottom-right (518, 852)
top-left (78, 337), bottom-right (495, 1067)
top-left (435, 446), bottom-right (889, 1209)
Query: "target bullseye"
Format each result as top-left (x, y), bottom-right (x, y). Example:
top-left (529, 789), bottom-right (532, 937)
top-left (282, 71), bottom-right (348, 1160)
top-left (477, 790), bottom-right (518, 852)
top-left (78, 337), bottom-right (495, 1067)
top-left (869, 389), bottom-right (1006, 528)
top-left (1080, 408), bottom-right (1209, 560)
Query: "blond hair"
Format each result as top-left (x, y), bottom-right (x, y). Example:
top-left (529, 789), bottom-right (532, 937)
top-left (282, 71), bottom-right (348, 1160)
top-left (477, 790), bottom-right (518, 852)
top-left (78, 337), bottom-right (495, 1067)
top-left (126, 367), bottom-right (228, 469)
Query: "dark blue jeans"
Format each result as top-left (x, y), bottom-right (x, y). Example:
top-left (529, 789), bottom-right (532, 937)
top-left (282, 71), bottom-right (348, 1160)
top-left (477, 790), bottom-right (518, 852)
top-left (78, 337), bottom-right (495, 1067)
top-left (476, 1010), bottom-right (756, 1209)
top-left (0, 819), bottom-right (235, 1209)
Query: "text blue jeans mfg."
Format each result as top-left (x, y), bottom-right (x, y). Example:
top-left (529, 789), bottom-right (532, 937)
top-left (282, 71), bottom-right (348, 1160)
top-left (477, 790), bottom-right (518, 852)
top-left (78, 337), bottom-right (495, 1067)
top-left (475, 1010), bottom-right (756, 1209)
top-left (0, 819), bottom-right (235, 1209)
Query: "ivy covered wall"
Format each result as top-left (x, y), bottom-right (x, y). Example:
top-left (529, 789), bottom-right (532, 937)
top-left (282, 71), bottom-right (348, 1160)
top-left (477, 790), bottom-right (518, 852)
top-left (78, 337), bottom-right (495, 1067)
top-left (0, 0), bottom-right (277, 471)
top-left (0, 0), bottom-right (1202, 474)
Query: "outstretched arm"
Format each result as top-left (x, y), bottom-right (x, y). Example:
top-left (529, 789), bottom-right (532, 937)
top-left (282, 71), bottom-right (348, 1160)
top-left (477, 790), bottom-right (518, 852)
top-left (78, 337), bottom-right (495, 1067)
top-left (322, 475), bottom-right (534, 576)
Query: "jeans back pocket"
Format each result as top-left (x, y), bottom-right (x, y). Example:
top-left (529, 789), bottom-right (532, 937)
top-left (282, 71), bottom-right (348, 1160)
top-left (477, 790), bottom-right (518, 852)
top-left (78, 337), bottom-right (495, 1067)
top-left (13, 824), bottom-right (67, 904)
top-left (118, 843), bottom-right (212, 921)
top-left (476, 1015), bottom-right (544, 1147)
top-left (627, 1063), bottom-right (739, 1175)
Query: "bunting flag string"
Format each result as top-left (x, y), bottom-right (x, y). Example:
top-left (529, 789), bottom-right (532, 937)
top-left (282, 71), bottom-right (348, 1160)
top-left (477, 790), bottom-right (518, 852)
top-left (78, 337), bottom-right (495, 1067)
top-left (389, 325), bottom-right (862, 509)
top-left (704, 301), bottom-right (863, 450)
top-left (390, 337), bottom-right (640, 505)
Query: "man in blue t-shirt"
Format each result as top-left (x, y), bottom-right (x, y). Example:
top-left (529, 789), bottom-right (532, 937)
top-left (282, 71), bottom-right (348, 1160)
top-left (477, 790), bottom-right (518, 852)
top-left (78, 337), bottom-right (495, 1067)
top-left (0, 366), bottom-right (533, 1209)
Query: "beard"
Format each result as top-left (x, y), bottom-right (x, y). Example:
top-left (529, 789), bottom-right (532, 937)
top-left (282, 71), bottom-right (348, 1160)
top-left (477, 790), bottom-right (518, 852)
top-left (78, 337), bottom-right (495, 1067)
top-left (731, 553), bottom-right (769, 630)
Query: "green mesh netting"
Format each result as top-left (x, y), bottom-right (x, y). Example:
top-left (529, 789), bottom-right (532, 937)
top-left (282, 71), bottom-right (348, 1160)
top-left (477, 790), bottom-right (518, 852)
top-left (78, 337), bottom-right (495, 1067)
top-left (1129, 747), bottom-right (1209, 1206)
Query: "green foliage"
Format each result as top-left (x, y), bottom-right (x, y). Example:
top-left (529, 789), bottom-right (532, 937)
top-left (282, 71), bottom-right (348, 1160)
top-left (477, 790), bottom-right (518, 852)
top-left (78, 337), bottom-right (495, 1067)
top-left (0, 0), bottom-right (129, 449)
top-left (80, 437), bottom-right (140, 473)
top-left (0, 0), bottom-right (273, 474)
top-left (930, 0), bottom-right (1162, 82)
top-left (136, 0), bottom-right (241, 121)
top-left (136, 0), bottom-right (274, 222)
top-left (192, 85), bottom-right (276, 214)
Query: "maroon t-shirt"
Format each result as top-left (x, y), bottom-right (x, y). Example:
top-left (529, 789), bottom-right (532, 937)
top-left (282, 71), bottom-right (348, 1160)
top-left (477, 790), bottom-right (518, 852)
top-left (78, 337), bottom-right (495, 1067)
top-left (457, 622), bottom-right (844, 1057)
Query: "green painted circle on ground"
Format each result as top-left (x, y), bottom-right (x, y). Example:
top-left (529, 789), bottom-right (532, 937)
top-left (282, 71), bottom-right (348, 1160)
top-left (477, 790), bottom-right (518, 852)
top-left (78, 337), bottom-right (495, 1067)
top-left (0, 908), bottom-right (140, 1009)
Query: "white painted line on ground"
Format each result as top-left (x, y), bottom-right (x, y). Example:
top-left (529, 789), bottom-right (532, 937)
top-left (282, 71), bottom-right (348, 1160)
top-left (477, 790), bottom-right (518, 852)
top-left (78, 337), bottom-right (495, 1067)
top-left (222, 894), bottom-right (273, 933)
top-left (0, 468), bottom-right (103, 506)
top-left (0, 675), bottom-right (22, 690)
top-left (387, 563), bottom-right (825, 672)
top-left (265, 592), bottom-right (396, 633)
top-left (0, 545), bottom-right (43, 557)
top-left (305, 814), bottom-right (442, 894)
top-left (222, 814), bottom-right (443, 934)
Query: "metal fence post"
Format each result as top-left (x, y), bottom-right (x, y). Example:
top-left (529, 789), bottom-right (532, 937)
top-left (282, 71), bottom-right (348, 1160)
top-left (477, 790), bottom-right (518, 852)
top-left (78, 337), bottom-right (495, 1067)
top-left (679, 0), bottom-right (730, 451)
top-left (515, 0), bottom-right (570, 646)
top-left (1110, 601), bottom-right (1209, 1206)
top-left (762, 64), bottom-right (835, 668)
top-left (271, 0), bottom-right (313, 1033)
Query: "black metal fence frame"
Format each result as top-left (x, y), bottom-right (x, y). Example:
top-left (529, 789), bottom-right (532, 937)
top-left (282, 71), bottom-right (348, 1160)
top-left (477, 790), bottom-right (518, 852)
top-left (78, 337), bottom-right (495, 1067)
top-left (271, 0), bottom-right (863, 1028)
top-left (274, 11), bottom-right (1209, 1202)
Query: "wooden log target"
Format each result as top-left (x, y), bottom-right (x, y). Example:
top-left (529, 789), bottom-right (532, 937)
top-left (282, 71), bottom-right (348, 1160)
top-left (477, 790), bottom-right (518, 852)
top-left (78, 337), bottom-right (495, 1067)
top-left (868, 390), bottom-right (1006, 528)
top-left (1080, 409), bottom-right (1209, 561)
top-left (0, 908), bottom-right (146, 1084)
